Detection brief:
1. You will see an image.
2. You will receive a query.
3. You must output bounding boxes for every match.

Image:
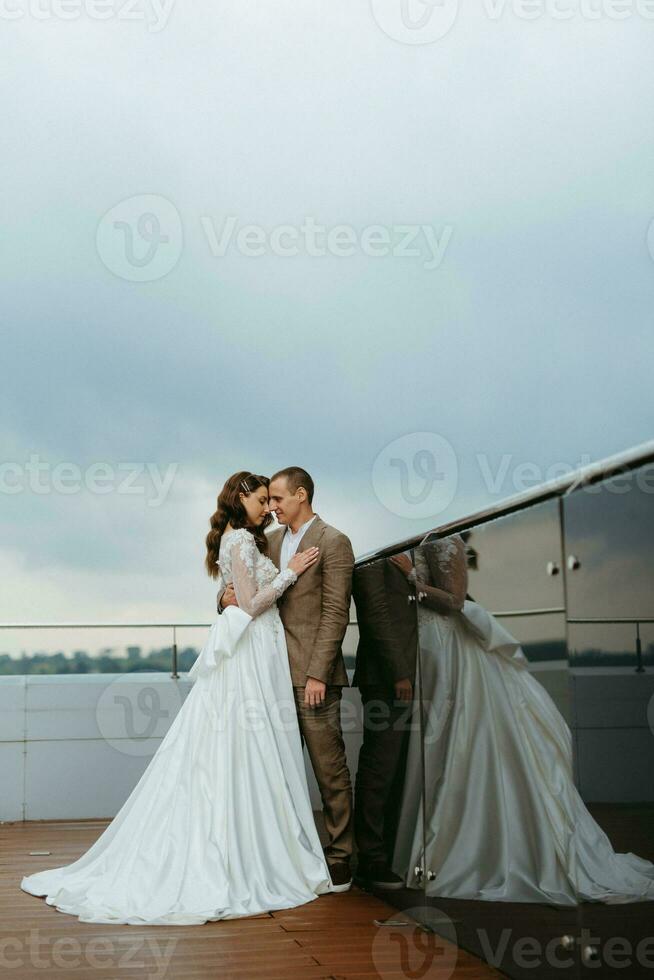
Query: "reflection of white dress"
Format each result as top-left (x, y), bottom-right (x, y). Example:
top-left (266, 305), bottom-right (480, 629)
top-left (392, 535), bottom-right (654, 906)
top-left (21, 528), bottom-right (332, 924)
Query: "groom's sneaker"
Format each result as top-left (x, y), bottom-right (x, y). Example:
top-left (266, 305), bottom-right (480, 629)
top-left (356, 860), bottom-right (404, 890)
top-left (328, 861), bottom-right (352, 893)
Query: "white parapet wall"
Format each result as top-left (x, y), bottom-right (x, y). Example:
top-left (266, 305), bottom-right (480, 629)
top-left (1, 662), bottom-right (650, 823)
top-left (0, 672), bottom-right (365, 823)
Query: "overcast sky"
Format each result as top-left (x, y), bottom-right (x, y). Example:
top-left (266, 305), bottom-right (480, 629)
top-left (2, 1), bottom-right (653, 655)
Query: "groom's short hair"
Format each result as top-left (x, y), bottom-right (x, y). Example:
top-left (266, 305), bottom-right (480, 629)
top-left (270, 466), bottom-right (315, 504)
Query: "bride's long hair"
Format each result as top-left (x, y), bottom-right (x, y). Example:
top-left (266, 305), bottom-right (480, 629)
top-left (204, 471), bottom-right (272, 579)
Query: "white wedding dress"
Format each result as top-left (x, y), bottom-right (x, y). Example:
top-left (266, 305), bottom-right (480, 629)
top-left (21, 528), bottom-right (333, 924)
top-left (391, 534), bottom-right (654, 906)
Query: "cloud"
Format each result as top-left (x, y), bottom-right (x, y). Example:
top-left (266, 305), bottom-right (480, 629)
top-left (2, 2), bottom-right (653, 632)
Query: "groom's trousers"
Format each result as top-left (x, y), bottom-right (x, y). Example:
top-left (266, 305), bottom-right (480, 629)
top-left (293, 684), bottom-right (354, 866)
top-left (354, 684), bottom-right (413, 868)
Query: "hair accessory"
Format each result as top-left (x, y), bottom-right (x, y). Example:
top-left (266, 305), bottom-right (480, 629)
top-left (240, 478), bottom-right (249, 493)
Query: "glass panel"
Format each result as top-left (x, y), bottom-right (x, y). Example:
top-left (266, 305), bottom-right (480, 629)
top-left (509, 611), bottom-right (570, 723)
top-left (0, 625), bottom-right (206, 675)
top-left (568, 621), bottom-right (654, 673)
top-left (414, 510), bottom-right (574, 907)
top-left (464, 499), bottom-right (565, 612)
top-left (562, 464), bottom-right (654, 970)
top-left (563, 464), bottom-right (654, 621)
top-left (351, 550), bottom-right (422, 892)
top-left (357, 523), bottom-right (581, 976)
top-left (563, 462), bottom-right (654, 821)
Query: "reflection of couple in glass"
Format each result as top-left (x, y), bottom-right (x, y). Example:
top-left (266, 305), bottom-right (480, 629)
top-left (361, 533), bottom-right (654, 904)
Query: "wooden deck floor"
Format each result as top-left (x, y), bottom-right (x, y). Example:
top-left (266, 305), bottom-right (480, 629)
top-left (1, 819), bottom-right (504, 980)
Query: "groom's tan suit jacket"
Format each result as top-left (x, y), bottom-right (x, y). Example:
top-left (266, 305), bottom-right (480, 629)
top-left (266, 514), bottom-right (354, 688)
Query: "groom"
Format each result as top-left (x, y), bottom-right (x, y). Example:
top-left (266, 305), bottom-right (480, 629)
top-left (217, 466), bottom-right (356, 892)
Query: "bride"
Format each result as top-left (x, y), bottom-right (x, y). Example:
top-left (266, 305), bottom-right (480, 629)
top-left (390, 533), bottom-right (654, 905)
top-left (20, 471), bottom-right (334, 925)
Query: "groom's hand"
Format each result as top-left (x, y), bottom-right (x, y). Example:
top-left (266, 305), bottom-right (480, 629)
top-left (394, 678), bottom-right (413, 702)
top-left (304, 677), bottom-right (326, 708)
top-left (220, 584), bottom-right (238, 609)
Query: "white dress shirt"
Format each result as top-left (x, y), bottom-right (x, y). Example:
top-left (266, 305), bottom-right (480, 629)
top-left (280, 514), bottom-right (317, 570)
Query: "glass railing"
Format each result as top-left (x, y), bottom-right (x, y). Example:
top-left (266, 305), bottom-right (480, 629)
top-left (0, 622), bottom-right (212, 678)
top-left (0, 619), bottom-right (360, 677)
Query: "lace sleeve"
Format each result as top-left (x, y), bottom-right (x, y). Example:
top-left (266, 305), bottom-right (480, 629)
top-left (228, 530), bottom-right (297, 618)
top-left (413, 535), bottom-right (467, 613)
top-left (215, 567), bottom-right (226, 613)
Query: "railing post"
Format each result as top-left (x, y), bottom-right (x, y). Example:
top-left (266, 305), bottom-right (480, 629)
top-left (635, 621), bottom-right (644, 673)
top-left (171, 625), bottom-right (179, 680)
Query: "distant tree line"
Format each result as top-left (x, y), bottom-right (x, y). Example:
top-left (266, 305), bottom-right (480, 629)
top-left (0, 645), bottom-right (201, 675)
top-left (0, 641), bottom-right (650, 676)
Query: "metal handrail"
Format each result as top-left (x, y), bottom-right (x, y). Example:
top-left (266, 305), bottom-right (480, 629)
top-left (567, 616), bottom-right (653, 673)
top-left (2, 612), bottom-right (650, 675)
top-left (0, 622), bottom-right (213, 629)
top-left (0, 622), bottom-right (214, 680)
top-left (355, 439), bottom-right (654, 565)
top-left (493, 613), bottom-right (653, 672)
top-left (0, 619), bottom-right (360, 679)
top-left (491, 607), bottom-right (565, 617)
top-left (567, 617), bottom-right (654, 624)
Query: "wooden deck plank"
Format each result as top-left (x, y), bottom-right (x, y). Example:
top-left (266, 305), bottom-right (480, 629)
top-left (1, 819), bottom-right (503, 979)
